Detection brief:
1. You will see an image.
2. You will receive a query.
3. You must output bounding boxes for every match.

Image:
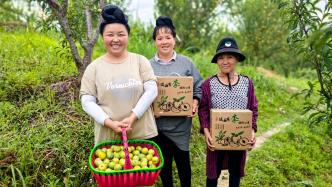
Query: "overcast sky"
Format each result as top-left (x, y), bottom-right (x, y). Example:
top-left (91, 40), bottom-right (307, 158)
top-left (13, 0), bottom-right (329, 27)
top-left (126, 0), bottom-right (328, 27)
top-left (127, 0), bottom-right (155, 25)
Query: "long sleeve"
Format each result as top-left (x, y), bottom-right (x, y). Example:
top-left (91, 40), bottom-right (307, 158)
top-left (198, 81), bottom-right (211, 134)
top-left (132, 80), bottom-right (158, 119)
top-left (80, 63), bottom-right (97, 97)
top-left (249, 80), bottom-right (258, 132)
top-left (190, 60), bottom-right (203, 101)
top-left (81, 95), bottom-right (109, 125)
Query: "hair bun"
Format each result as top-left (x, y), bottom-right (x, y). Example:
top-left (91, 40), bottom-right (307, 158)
top-left (156, 16), bottom-right (175, 29)
top-left (102, 5), bottom-right (128, 24)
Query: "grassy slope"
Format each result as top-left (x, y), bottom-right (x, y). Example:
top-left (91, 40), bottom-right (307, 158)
top-left (0, 31), bottom-right (77, 101)
top-left (242, 120), bottom-right (332, 186)
top-left (0, 31), bottom-right (93, 186)
top-left (0, 30), bottom-right (329, 186)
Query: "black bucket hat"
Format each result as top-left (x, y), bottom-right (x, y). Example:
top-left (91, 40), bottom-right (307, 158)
top-left (211, 37), bottom-right (246, 63)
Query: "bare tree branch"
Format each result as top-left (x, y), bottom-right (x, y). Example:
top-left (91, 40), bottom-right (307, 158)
top-left (62, 0), bottom-right (68, 16)
top-left (47, 0), bottom-right (60, 10)
top-left (85, 6), bottom-right (93, 42)
top-left (44, 0), bottom-right (107, 78)
top-left (45, 0), bottom-right (83, 70)
top-left (99, 0), bottom-right (105, 8)
top-left (91, 0), bottom-right (105, 45)
top-left (81, 0), bottom-right (106, 69)
top-left (43, 0), bottom-right (84, 82)
top-left (84, 0), bottom-right (105, 49)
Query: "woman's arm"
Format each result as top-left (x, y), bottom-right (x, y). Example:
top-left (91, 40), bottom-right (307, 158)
top-left (121, 80), bottom-right (157, 131)
top-left (190, 60), bottom-right (203, 102)
top-left (198, 82), bottom-right (215, 150)
top-left (81, 94), bottom-right (109, 125)
top-left (249, 80), bottom-right (258, 132)
top-left (198, 83), bottom-right (210, 134)
top-left (132, 80), bottom-right (158, 119)
top-left (81, 95), bottom-right (127, 133)
top-left (248, 79), bottom-right (258, 149)
top-left (187, 59), bottom-right (203, 116)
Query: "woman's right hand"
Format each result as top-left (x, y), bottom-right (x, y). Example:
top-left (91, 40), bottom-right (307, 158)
top-left (204, 128), bottom-right (215, 151)
top-left (104, 118), bottom-right (128, 134)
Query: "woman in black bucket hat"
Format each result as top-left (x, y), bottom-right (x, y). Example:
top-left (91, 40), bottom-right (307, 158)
top-left (198, 37), bottom-right (259, 187)
top-left (211, 37), bottom-right (246, 63)
top-left (211, 37), bottom-right (246, 91)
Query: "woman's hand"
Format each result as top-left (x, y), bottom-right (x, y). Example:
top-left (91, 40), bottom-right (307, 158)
top-left (104, 118), bottom-right (127, 134)
top-left (121, 112), bottom-right (137, 133)
top-left (188, 99), bottom-right (199, 117)
top-left (248, 129), bottom-right (256, 151)
top-left (204, 128), bottom-right (215, 151)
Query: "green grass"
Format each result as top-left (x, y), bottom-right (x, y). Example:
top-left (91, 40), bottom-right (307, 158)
top-left (0, 31), bottom-right (77, 101)
top-left (0, 89), bottom-right (95, 186)
top-left (242, 119), bottom-right (332, 186)
top-left (0, 29), bottom-right (328, 186)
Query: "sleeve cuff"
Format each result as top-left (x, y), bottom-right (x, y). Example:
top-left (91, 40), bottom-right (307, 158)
top-left (132, 109), bottom-right (142, 119)
top-left (193, 96), bottom-right (201, 103)
top-left (200, 123), bottom-right (209, 134)
top-left (96, 113), bottom-right (109, 126)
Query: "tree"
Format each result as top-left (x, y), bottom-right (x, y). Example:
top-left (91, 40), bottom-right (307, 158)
top-left (155, 0), bottom-right (221, 52)
top-left (0, 0), bottom-right (28, 28)
top-left (32, 0), bottom-right (125, 81)
top-left (0, 1), bottom-right (19, 21)
top-left (282, 0), bottom-right (332, 134)
top-left (224, 0), bottom-right (306, 76)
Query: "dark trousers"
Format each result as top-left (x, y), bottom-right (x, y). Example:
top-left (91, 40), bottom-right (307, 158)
top-left (206, 151), bottom-right (241, 187)
top-left (156, 133), bottom-right (191, 187)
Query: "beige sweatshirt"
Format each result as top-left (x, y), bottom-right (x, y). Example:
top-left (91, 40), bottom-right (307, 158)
top-left (80, 52), bottom-right (158, 145)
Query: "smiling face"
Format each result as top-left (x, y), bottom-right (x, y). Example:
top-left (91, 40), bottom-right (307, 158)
top-left (102, 23), bottom-right (128, 57)
top-left (155, 27), bottom-right (176, 57)
top-left (217, 53), bottom-right (238, 74)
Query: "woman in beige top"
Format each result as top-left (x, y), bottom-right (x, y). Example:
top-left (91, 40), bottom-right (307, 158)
top-left (80, 5), bottom-right (158, 145)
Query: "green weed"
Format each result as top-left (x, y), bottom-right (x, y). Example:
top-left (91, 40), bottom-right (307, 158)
top-left (0, 31), bottom-right (77, 101)
top-left (242, 119), bottom-right (332, 186)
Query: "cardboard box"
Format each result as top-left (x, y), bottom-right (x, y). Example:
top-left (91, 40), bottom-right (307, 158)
top-left (153, 76), bottom-right (193, 116)
top-left (210, 109), bottom-right (253, 150)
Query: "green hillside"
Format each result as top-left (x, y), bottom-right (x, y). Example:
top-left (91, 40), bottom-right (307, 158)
top-left (1, 30), bottom-right (330, 186)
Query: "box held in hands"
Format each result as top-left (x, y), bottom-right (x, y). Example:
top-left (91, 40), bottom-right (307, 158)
top-left (153, 76), bottom-right (193, 116)
top-left (210, 109), bottom-right (253, 150)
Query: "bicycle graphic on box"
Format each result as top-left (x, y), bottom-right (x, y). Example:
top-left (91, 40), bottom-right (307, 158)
top-left (156, 95), bottom-right (191, 113)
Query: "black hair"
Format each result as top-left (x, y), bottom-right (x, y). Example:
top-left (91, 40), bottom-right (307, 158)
top-left (152, 16), bottom-right (176, 40)
top-left (99, 5), bottom-right (130, 35)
